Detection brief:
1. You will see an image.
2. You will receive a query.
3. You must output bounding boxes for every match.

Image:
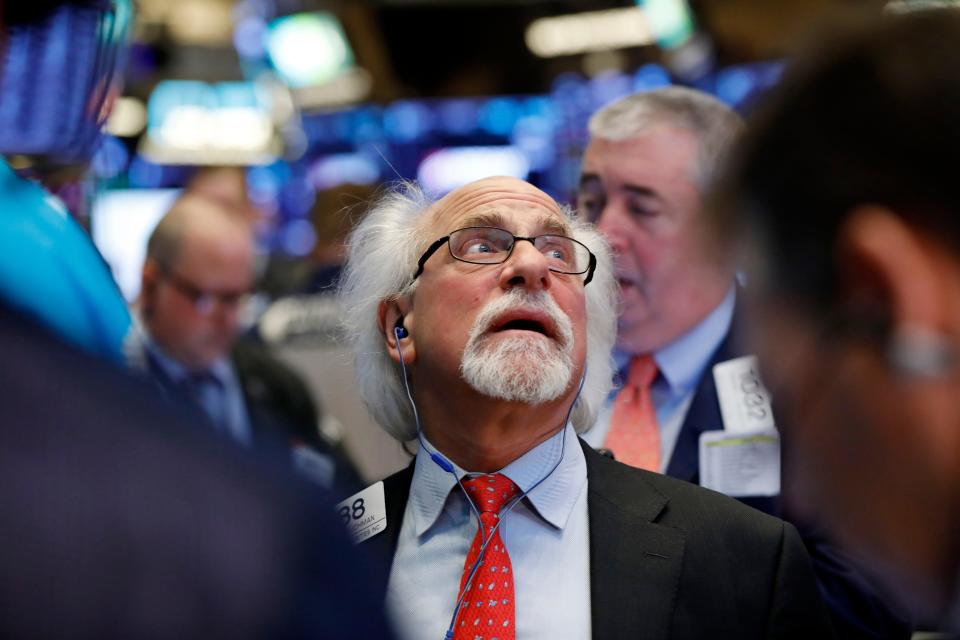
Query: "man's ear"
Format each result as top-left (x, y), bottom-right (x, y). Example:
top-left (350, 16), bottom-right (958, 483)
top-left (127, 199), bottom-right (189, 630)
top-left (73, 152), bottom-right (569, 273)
top-left (836, 205), bottom-right (950, 340)
top-left (378, 296), bottom-right (416, 365)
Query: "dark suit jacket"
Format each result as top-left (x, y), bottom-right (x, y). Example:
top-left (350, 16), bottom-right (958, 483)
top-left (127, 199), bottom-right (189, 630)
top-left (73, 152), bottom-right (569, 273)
top-left (146, 337), bottom-right (362, 493)
top-left (657, 310), bottom-right (912, 639)
top-left (370, 439), bottom-right (834, 640)
top-left (0, 301), bottom-right (393, 639)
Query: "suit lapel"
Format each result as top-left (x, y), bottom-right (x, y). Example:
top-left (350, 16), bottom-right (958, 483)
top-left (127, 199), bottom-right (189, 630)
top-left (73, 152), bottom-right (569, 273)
top-left (365, 463), bottom-right (414, 578)
top-left (583, 441), bottom-right (685, 640)
top-left (664, 319), bottom-right (741, 483)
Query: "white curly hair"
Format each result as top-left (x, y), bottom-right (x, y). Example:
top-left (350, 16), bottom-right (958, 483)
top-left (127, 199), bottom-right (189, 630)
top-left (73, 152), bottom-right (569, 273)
top-left (338, 181), bottom-right (618, 442)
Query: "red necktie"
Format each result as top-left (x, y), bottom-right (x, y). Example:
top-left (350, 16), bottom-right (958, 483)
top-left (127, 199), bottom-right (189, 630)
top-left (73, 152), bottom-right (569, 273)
top-left (603, 354), bottom-right (661, 471)
top-left (453, 473), bottom-right (520, 640)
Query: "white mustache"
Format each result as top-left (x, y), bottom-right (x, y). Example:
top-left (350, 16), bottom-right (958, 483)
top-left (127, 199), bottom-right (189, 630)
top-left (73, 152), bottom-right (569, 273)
top-left (468, 288), bottom-right (574, 349)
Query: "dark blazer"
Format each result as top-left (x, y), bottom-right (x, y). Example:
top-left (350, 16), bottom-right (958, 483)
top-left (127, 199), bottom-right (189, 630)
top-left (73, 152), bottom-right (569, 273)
top-left (0, 301), bottom-right (393, 639)
top-left (146, 337), bottom-right (362, 492)
top-left (657, 311), bottom-right (913, 639)
top-left (370, 439), bottom-right (834, 640)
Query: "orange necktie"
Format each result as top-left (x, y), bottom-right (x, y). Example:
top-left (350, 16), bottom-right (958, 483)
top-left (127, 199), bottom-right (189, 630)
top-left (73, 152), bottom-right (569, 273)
top-left (603, 355), bottom-right (660, 471)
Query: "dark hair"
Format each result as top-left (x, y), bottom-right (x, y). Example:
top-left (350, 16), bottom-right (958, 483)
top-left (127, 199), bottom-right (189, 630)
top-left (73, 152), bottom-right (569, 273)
top-left (718, 9), bottom-right (960, 308)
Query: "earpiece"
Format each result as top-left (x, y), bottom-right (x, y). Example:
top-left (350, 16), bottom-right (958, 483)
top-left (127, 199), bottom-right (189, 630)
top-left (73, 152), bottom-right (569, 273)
top-left (887, 324), bottom-right (957, 378)
top-left (394, 317), bottom-right (408, 340)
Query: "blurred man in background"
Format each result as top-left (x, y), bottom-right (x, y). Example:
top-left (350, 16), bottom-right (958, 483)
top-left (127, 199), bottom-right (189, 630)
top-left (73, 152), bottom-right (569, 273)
top-left (0, 2), bottom-right (391, 635)
top-left (719, 7), bottom-right (960, 629)
top-left (140, 192), bottom-right (360, 490)
top-left (578, 86), bottom-right (911, 638)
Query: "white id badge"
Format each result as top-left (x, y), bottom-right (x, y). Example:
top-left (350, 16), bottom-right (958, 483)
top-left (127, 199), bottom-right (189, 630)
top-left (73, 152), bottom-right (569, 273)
top-left (713, 355), bottom-right (776, 433)
top-left (699, 429), bottom-right (780, 497)
top-left (336, 481), bottom-right (387, 544)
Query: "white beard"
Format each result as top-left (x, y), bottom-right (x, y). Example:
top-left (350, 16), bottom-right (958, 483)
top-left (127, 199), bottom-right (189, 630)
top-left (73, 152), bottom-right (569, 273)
top-left (459, 289), bottom-right (575, 405)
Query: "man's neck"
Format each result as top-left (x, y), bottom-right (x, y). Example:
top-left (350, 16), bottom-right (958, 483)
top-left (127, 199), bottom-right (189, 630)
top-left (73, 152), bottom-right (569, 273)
top-left (416, 386), bottom-right (574, 473)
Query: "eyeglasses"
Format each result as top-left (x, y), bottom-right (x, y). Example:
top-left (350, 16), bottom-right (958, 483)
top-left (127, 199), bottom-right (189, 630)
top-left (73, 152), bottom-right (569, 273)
top-left (413, 226), bottom-right (597, 285)
top-left (161, 268), bottom-right (249, 316)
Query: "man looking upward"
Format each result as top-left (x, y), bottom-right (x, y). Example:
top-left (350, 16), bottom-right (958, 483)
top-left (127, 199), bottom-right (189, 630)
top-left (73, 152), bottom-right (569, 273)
top-left (338, 175), bottom-right (832, 639)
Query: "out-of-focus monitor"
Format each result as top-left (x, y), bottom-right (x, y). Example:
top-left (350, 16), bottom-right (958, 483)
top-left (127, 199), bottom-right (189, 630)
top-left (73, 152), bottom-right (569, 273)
top-left (91, 188), bottom-right (180, 302)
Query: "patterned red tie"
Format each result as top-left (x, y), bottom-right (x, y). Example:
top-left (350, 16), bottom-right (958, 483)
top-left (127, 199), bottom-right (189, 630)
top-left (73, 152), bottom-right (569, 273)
top-left (603, 354), bottom-right (661, 471)
top-left (453, 473), bottom-right (520, 640)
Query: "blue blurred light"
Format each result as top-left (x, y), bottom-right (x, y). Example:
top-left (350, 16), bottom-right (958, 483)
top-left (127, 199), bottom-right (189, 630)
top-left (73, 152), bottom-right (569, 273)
top-left (590, 71), bottom-right (633, 111)
top-left (715, 67), bottom-right (756, 106)
top-left (345, 106), bottom-right (383, 144)
top-left (279, 177), bottom-right (316, 217)
top-left (91, 136), bottom-right (130, 179)
top-left (234, 16), bottom-right (267, 60)
top-left (309, 153), bottom-right (381, 189)
top-left (551, 72), bottom-right (586, 96)
top-left (281, 218), bottom-right (318, 256)
top-left (439, 99), bottom-right (479, 136)
top-left (520, 97), bottom-right (557, 125)
top-left (383, 100), bottom-right (432, 142)
top-left (478, 98), bottom-right (519, 137)
top-left (247, 165), bottom-right (281, 202)
top-left (511, 115), bottom-right (555, 171)
top-left (128, 156), bottom-right (165, 188)
top-left (633, 63), bottom-right (672, 91)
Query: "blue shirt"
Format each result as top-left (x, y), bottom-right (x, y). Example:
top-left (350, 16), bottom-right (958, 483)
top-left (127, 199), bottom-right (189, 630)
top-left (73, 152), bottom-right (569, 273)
top-left (583, 285), bottom-right (736, 471)
top-left (143, 336), bottom-right (253, 447)
top-left (387, 423), bottom-right (591, 640)
top-left (0, 158), bottom-right (135, 366)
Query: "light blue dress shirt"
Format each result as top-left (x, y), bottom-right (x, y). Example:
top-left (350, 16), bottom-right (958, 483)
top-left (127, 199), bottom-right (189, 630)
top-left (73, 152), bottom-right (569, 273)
top-left (387, 423), bottom-right (591, 640)
top-left (144, 337), bottom-right (253, 447)
top-left (583, 285), bottom-right (736, 471)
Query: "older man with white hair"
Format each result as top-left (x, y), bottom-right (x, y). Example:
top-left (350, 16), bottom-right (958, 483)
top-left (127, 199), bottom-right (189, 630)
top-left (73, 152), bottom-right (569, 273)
top-left (339, 175), bottom-right (832, 640)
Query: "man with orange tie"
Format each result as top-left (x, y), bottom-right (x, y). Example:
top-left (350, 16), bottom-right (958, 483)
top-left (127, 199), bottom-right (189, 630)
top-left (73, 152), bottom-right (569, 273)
top-left (577, 86), bottom-right (742, 481)
top-left (578, 87), bottom-right (912, 639)
top-left (337, 176), bottom-right (833, 639)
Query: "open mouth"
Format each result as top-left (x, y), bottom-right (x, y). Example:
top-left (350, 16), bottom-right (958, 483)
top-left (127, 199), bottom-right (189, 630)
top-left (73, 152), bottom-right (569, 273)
top-left (489, 310), bottom-right (557, 340)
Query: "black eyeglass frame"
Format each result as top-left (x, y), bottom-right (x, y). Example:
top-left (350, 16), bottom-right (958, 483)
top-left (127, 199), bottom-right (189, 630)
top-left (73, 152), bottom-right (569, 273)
top-left (412, 226), bottom-right (597, 285)
top-left (159, 266), bottom-right (250, 315)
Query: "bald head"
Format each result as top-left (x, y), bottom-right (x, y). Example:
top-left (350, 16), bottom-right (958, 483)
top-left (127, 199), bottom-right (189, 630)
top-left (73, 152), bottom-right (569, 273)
top-left (141, 194), bottom-right (255, 370)
top-left (146, 194), bottom-right (252, 272)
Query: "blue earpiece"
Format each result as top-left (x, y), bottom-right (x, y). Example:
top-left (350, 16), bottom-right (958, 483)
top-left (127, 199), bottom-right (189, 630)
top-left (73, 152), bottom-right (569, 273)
top-left (394, 320), bottom-right (408, 340)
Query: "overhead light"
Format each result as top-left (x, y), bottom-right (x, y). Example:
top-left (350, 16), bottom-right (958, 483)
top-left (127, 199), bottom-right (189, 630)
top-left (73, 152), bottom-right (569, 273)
top-left (266, 12), bottom-right (354, 88)
top-left (106, 96), bottom-right (148, 138)
top-left (418, 146), bottom-right (530, 194)
top-left (292, 67), bottom-right (373, 110)
top-left (166, 0), bottom-right (234, 45)
top-left (141, 81), bottom-right (281, 165)
top-left (525, 8), bottom-right (654, 58)
top-left (639, 0), bottom-right (694, 49)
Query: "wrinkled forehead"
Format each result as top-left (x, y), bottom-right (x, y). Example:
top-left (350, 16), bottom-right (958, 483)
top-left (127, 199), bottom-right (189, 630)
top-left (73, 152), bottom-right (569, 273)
top-left (424, 178), bottom-right (569, 236)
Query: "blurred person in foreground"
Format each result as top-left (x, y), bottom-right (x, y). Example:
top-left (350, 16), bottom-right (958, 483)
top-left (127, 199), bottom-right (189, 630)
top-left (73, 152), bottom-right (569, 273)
top-left (0, 2), bottom-right (392, 636)
top-left (338, 175), bottom-right (833, 639)
top-left (139, 192), bottom-right (361, 490)
top-left (579, 87), bottom-right (911, 638)
top-left (717, 7), bottom-right (960, 629)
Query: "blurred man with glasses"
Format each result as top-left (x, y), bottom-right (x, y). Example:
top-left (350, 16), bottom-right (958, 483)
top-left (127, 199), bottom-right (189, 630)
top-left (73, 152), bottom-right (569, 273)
top-left (140, 192), bottom-right (357, 489)
top-left (338, 175), bottom-right (832, 639)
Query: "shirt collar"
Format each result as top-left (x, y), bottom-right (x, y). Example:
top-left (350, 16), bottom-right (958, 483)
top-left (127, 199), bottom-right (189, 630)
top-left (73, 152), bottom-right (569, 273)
top-left (140, 319), bottom-right (233, 386)
top-left (409, 422), bottom-right (587, 538)
top-left (615, 285), bottom-right (735, 397)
